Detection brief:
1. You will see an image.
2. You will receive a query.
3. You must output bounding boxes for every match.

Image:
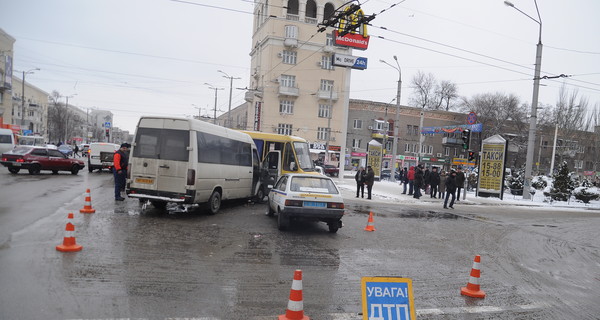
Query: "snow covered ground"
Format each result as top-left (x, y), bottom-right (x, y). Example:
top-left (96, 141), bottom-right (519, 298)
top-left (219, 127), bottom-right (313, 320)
top-left (335, 171), bottom-right (600, 212)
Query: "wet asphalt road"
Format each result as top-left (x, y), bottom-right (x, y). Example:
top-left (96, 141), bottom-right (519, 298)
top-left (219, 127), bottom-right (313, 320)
top-left (0, 170), bottom-right (599, 319)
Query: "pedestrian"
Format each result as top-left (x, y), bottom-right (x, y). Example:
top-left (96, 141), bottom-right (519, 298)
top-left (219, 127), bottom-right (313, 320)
top-left (364, 165), bottom-right (375, 200)
top-left (113, 143), bottom-right (130, 201)
top-left (355, 166), bottom-right (366, 198)
top-left (73, 144), bottom-right (79, 158)
top-left (407, 166), bottom-right (415, 195)
top-left (455, 166), bottom-right (466, 201)
top-left (413, 164), bottom-right (424, 199)
top-left (429, 167), bottom-right (440, 198)
top-left (438, 171), bottom-right (447, 199)
top-left (401, 167), bottom-right (409, 194)
top-left (444, 170), bottom-right (458, 209)
top-left (423, 167), bottom-right (431, 195)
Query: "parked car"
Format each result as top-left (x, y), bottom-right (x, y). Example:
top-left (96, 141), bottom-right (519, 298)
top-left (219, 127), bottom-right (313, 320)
top-left (87, 142), bottom-right (120, 172)
top-left (380, 169), bottom-right (400, 181)
top-left (322, 164), bottom-right (339, 177)
top-left (57, 144), bottom-right (73, 157)
top-left (314, 165), bottom-right (325, 175)
top-left (80, 144), bottom-right (90, 155)
top-left (1, 146), bottom-right (86, 175)
top-left (267, 173), bottom-right (345, 233)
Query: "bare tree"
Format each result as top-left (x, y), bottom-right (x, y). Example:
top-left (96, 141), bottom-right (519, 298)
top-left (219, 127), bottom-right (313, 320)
top-left (549, 85), bottom-right (590, 163)
top-left (433, 80), bottom-right (458, 111)
top-left (409, 71), bottom-right (436, 109)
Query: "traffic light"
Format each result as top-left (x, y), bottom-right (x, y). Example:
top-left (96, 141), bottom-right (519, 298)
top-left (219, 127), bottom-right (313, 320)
top-left (105, 129), bottom-right (110, 137)
top-left (461, 129), bottom-right (470, 150)
top-left (468, 151), bottom-right (476, 162)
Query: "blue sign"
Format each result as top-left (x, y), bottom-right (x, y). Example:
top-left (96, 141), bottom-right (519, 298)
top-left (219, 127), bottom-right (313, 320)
top-left (421, 123), bottom-right (483, 134)
top-left (354, 57), bottom-right (368, 70)
top-left (361, 277), bottom-right (416, 320)
top-left (104, 122), bottom-right (111, 128)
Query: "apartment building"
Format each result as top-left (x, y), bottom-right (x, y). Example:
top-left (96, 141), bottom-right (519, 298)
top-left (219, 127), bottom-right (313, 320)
top-left (0, 28), bottom-right (15, 129)
top-left (246, 0), bottom-right (352, 164)
top-left (11, 77), bottom-right (49, 137)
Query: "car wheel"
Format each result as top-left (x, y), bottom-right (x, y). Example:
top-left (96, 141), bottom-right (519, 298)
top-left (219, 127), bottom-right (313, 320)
top-left (8, 168), bottom-right (20, 174)
top-left (150, 200), bottom-right (167, 209)
top-left (70, 165), bottom-right (80, 175)
top-left (267, 202), bottom-right (275, 217)
top-left (28, 165), bottom-right (41, 175)
top-left (206, 190), bottom-right (221, 215)
top-left (277, 208), bottom-right (289, 230)
top-left (256, 187), bottom-right (266, 204)
top-left (328, 220), bottom-right (341, 233)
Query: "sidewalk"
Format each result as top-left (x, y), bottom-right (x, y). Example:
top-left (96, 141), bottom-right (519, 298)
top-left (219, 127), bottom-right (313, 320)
top-left (337, 171), bottom-right (600, 211)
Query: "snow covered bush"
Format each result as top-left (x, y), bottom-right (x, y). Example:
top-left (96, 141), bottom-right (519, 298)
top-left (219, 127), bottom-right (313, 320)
top-left (544, 161), bottom-right (575, 201)
top-left (531, 176), bottom-right (548, 190)
top-left (505, 168), bottom-right (524, 195)
top-left (573, 186), bottom-right (600, 203)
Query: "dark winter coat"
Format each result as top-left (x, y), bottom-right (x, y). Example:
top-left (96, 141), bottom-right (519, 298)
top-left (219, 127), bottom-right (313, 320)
top-left (401, 169), bottom-right (409, 183)
top-left (355, 169), bottom-right (366, 184)
top-left (445, 174), bottom-right (458, 193)
top-left (424, 169), bottom-right (431, 185)
top-left (364, 168), bottom-right (375, 187)
top-left (429, 170), bottom-right (441, 186)
top-left (455, 170), bottom-right (466, 186)
top-left (414, 167), bottom-right (425, 188)
top-left (439, 173), bottom-right (447, 193)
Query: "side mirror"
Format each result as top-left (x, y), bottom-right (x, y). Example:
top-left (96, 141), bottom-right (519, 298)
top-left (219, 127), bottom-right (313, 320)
top-left (290, 162), bottom-right (297, 171)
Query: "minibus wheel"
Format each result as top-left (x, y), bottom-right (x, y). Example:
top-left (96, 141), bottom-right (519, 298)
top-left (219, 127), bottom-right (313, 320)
top-left (151, 200), bottom-right (167, 209)
top-left (207, 190), bottom-right (221, 215)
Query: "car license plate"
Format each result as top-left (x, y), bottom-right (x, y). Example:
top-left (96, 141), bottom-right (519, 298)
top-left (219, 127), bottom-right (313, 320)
top-left (304, 201), bottom-right (326, 208)
top-left (135, 178), bottom-right (154, 184)
top-left (12, 162), bottom-right (21, 167)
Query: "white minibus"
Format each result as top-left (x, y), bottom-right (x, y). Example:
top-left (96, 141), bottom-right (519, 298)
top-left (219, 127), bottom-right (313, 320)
top-left (0, 129), bottom-right (16, 154)
top-left (126, 116), bottom-right (262, 214)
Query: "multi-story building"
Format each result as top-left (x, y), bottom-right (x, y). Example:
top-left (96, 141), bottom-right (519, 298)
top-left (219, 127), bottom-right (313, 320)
top-left (0, 28), bottom-right (15, 130)
top-left (11, 77), bottom-right (49, 138)
top-left (245, 0), bottom-right (352, 165)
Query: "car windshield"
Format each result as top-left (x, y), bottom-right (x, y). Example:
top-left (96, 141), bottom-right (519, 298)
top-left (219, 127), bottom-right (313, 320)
top-left (7, 146), bottom-right (33, 155)
top-left (290, 176), bottom-right (339, 194)
top-left (293, 142), bottom-right (314, 171)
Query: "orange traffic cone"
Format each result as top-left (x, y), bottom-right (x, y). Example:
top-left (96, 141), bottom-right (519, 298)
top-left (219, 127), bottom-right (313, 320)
top-left (56, 213), bottom-right (83, 252)
top-left (79, 189), bottom-right (96, 214)
top-left (461, 255), bottom-right (486, 298)
top-left (279, 269), bottom-right (310, 320)
top-left (364, 212), bottom-right (376, 232)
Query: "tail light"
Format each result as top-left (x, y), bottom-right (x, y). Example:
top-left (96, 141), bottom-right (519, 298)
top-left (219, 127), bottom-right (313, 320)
top-left (16, 158), bottom-right (25, 163)
top-left (187, 169), bottom-right (195, 186)
top-left (327, 202), bottom-right (344, 209)
top-left (285, 199), bottom-right (303, 207)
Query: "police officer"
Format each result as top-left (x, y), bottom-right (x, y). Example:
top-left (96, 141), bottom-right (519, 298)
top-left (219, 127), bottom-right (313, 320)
top-left (114, 143), bottom-right (130, 201)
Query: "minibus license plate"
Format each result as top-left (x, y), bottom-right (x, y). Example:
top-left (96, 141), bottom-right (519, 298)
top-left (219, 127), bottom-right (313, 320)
top-left (304, 201), bottom-right (326, 208)
top-left (135, 178), bottom-right (154, 184)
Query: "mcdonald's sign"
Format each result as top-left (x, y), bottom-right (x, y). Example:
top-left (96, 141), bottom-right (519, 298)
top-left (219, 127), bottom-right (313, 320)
top-left (333, 7), bottom-right (370, 50)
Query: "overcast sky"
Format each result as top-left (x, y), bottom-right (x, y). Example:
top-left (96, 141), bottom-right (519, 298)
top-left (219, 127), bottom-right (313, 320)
top-left (2, 0), bottom-right (599, 133)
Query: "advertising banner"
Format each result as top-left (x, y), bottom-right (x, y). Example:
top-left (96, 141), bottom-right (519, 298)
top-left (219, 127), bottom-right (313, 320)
top-left (366, 139), bottom-right (382, 177)
top-left (477, 135), bottom-right (507, 199)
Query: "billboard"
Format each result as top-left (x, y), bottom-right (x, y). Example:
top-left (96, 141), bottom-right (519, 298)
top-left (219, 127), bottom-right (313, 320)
top-left (366, 139), bottom-right (382, 177)
top-left (477, 135), bottom-right (507, 199)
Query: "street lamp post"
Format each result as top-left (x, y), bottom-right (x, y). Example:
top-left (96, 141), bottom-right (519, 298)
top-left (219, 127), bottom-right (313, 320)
top-left (379, 56), bottom-right (402, 182)
top-left (19, 68), bottom-right (40, 134)
top-left (63, 94), bottom-right (77, 143)
top-left (204, 83), bottom-right (224, 125)
top-left (505, 0), bottom-right (542, 200)
top-left (218, 70), bottom-right (241, 128)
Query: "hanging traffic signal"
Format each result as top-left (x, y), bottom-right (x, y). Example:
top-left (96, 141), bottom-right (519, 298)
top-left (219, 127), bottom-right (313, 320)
top-left (105, 129), bottom-right (110, 137)
top-left (461, 129), bottom-right (470, 150)
top-left (468, 151), bottom-right (476, 161)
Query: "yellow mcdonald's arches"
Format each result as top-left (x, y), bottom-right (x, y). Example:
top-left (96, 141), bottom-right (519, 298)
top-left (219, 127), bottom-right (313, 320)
top-left (337, 7), bottom-right (368, 38)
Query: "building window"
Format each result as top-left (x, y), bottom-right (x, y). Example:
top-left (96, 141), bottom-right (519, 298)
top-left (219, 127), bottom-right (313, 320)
top-left (320, 79), bottom-right (334, 91)
top-left (374, 120), bottom-right (386, 131)
top-left (404, 143), bottom-right (411, 152)
top-left (352, 139), bottom-right (361, 148)
top-left (278, 123), bottom-right (293, 135)
top-left (326, 33), bottom-right (334, 46)
top-left (282, 50), bottom-right (297, 64)
top-left (321, 56), bottom-right (333, 70)
top-left (280, 100), bottom-right (294, 114)
top-left (285, 25), bottom-right (298, 38)
top-left (353, 119), bottom-right (362, 129)
top-left (427, 145), bottom-right (433, 155)
top-left (444, 147), bottom-right (450, 156)
top-left (280, 74), bottom-right (296, 88)
top-left (317, 127), bottom-right (329, 141)
top-left (454, 148), bottom-right (458, 157)
top-left (286, 0), bottom-right (299, 15)
top-left (28, 110), bottom-right (34, 117)
top-left (318, 104), bottom-right (331, 118)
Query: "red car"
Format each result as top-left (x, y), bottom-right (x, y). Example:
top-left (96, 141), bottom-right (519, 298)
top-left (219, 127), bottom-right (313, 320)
top-left (322, 164), bottom-right (339, 177)
top-left (1, 146), bottom-right (86, 175)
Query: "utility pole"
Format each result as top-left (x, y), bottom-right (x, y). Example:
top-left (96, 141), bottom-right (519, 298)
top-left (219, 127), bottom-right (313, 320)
top-left (19, 68), bottom-right (40, 134)
top-left (218, 70), bottom-right (241, 128)
top-left (379, 56), bottom-right (402, 181)
top-left (205, 83), bottom-right (223, 125)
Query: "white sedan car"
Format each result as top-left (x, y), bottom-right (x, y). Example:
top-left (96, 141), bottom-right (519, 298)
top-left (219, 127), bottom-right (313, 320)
top-left (267, 173), bottom-right (345, 233)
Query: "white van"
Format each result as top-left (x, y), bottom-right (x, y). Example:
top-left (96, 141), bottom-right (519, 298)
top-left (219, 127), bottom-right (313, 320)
top-left (126, 116), bottom-right (262, 214)
top-left (87, 142), bottom-right (120, 172)
top-left (0, 129), bottom-right (16, 154)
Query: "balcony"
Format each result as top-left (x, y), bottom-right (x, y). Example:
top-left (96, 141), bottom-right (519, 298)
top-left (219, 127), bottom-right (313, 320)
top-left (286, 14), bottom-right (299, 21)
top-left (316, 90), bottom-right (338, 101)
top-left (278, 85), bottom-right (299, 97)
top-left (305, 17), bottom-right (318, 24)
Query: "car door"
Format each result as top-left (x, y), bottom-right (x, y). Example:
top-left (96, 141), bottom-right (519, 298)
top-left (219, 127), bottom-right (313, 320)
top-left (270, 175), bottom-right (288, 211)
top-left (29, 148), bottom-right (49, 169)
top-left (48, 149), bottom-right (70, 170)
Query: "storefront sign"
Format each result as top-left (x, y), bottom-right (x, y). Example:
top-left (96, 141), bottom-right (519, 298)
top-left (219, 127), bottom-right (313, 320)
top-left (332, 53), bottom-right (368, 70)
top-left (253, 101), bottom-right (261, 131)
top-left (422, 123), bottom-right (482, 134)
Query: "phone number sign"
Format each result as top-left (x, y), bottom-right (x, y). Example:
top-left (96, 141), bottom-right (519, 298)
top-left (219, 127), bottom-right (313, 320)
top-left (361, 277), bottom-right (416, 320)
top-left (479, 143), bottom-right (506, 194)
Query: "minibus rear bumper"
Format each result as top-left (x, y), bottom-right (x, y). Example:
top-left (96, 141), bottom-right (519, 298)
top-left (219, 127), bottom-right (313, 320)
top-left (126, 188), bottom-right (195, 204)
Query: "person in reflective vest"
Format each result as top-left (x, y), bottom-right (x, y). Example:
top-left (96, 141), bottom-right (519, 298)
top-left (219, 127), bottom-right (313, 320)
top-left (114, 143), bottom-right (130, 201)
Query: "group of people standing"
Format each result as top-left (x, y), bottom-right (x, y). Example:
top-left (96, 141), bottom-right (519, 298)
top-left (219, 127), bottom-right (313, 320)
top-left (354, 166), bottom-right (375, 199)
top-left (398, 165), bottom-right (466, 209)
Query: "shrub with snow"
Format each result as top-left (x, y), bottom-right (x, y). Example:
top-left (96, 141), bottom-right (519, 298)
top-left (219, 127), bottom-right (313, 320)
top-left (573, 186), bottom-right (600, 203)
